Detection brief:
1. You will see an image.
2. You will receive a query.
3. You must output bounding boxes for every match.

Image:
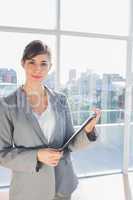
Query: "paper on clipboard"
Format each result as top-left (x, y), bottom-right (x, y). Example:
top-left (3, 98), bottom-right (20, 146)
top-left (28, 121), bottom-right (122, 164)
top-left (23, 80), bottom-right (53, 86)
top-left (59, 112), bottom-right (97, 151)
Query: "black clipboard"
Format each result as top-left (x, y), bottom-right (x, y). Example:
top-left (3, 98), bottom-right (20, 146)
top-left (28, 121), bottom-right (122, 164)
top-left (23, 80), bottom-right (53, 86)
top-left (3, 112), bottom-right (96, 172)
top-left (6, 113), bottom-right (97, 153)
top-left (58, 112), bottom-right (97, 151)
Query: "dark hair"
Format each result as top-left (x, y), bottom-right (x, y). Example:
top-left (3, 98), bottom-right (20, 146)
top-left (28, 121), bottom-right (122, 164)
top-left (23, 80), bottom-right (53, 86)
top-left (21, 40), bottom-right (52, 62)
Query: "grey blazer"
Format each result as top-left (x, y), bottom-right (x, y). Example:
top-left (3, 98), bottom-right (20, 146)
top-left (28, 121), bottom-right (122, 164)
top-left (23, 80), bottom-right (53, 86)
top-left (0, 85), bottom-right (97, 200)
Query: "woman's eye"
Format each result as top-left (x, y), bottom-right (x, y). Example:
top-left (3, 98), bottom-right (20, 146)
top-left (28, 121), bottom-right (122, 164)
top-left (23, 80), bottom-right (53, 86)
top-left (29, 61), bottom-right (35, 65)
top-left (41, 63), bottom-right (48, 67)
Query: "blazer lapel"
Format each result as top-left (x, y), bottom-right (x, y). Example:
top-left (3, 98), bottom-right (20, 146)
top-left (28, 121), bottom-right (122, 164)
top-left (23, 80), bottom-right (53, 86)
top-left (16, 86), bottom-right (49, 145)
top-left (40, 85), bottom-right (61, 146)
top-left (45, 86), bottom-right (60, 146)
top-left (44, 85), bottom-right (65, 148)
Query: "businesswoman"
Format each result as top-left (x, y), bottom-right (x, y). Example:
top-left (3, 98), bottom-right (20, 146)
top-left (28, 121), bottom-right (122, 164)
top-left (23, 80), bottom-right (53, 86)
top-left (0, 40), bottom-right (101, 200)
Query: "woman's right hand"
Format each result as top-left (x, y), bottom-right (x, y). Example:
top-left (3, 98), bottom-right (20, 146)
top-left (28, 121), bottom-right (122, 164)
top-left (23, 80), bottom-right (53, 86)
top-left (37, 148), bottom-right (63, 167)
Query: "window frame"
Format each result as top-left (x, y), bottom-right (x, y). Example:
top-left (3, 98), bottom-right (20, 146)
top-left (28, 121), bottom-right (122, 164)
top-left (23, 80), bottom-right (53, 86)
top-left (0, 0), bottom-right (132, 195)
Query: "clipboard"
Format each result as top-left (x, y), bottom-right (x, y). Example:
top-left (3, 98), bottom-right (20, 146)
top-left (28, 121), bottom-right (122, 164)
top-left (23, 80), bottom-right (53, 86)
top-left (6, 112), bottom-right (97, 153)
top-left (3, 112), bottom-right (97, 172)
top-left (58, 112), bottom-right (97, 151)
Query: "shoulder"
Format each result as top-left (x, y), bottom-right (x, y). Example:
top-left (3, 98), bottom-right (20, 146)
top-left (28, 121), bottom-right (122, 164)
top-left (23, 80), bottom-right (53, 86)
top-left (51, 89), bottom-right (71, 111)
top-left (46, 86), bottom-right (68, 106)
top-left (0, 88), bottom-right (18, 106)
top-left (53, 90), bottom-right (67, 105)
top-left (0, 88), bottom-right (19, 115)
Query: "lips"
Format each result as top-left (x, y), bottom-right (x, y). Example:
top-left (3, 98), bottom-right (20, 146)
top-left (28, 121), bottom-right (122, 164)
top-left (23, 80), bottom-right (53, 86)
top-left (31, 75), bottom-right (43, 79)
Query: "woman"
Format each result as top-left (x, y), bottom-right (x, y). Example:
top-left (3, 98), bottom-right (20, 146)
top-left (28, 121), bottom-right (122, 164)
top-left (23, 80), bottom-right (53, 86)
top-left (0, 40), bottom-right (101, 200)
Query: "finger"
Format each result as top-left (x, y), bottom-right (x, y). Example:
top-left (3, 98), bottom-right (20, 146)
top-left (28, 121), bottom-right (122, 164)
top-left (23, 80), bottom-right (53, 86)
top-left (49, 160), bottom-right (59, 165)
top-left (49, 161), bottom-right (59, 166)
top-left (96, 109), bottom-right (101, 115)
top-left (48, 148), bottom-right (64, 154)
top-left (92, 108), bottom-right (101, 114)
top-left (96, 111), bottom-right (101, 120)
top-left (48, 148), bottom-right (62, 153)
top-left (49, 154), bottom-right (62, 160)
top-left (49, 149), bottom-right (63, 155)
top-left (92, 109), bottom-right (101, 120)
top-left (48, 163), bottom-right (58, 167)
top-left (48, 152), bottom-right (62, 157)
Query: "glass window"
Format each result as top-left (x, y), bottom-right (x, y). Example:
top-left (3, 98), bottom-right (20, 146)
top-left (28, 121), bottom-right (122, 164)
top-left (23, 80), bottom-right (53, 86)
top-left (60, 36), bottom-right (126, 175)
top-left (61, 0), bottom-right (129, 36)
top-left (60, 36), bottom-right (126, 125)
top-left (129, 86), bottom-right (133, 170)
top-left (0, 32), bottom-right (56, 186)
top-left (0, 167), bottom-right (11, 187)
top-left (0, 32), bottom-right (56, 88)
top-left (0, 0), bottom-right (56, 29)
top-left (129, 172), bottom-right (133, 196)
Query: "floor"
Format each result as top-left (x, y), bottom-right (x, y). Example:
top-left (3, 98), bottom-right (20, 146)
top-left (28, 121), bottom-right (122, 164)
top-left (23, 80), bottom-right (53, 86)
top-left (1, 173), bottom-right (133, 200)
top-left (71, 174), bottom-right (128, 200)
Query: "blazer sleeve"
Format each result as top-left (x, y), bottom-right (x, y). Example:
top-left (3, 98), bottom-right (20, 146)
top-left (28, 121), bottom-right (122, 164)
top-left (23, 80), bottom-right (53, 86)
top-left (63, 95), bottom-right (98, 152)
top-left (0, 101), bottom-right (39, 173)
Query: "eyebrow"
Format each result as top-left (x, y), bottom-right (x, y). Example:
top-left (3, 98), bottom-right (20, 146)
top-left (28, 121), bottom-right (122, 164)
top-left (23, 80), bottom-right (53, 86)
top-left (30, 58), bottom-right (48, 62)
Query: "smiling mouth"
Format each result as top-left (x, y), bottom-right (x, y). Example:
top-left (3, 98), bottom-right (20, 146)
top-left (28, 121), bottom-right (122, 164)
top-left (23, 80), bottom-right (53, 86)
top-left (31, 75), bottom-right (43, 79)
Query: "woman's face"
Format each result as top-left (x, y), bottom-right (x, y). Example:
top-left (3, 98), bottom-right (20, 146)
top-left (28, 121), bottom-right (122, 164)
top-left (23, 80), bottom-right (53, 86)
top-left (22, 54), bottom-right (51, 84)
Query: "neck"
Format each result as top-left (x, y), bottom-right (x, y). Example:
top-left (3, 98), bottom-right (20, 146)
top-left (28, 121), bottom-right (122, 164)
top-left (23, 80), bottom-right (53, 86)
top-left (22, 81), bottom-right (46, 96)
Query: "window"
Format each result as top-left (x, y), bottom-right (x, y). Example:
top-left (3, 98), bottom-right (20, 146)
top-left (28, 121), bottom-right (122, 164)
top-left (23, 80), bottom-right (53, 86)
top-left (59, 36), bottom-right (126, 175)
top-left (60, 36), bottom-right (126, 125)
top-left (0, 32), bottom-right (56, 86)
top-left (61, 0), bottom-right (129, 35)
top-left (0, 1), bottom-right (132, 198)
top-left (0, 0), bottom-right (56, 29)
top-left (129, 86), bottom-right (133, 170)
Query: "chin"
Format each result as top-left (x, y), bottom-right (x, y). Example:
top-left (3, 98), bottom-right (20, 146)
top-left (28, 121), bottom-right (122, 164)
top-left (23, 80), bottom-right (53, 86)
top-left (28, 77), bottom-right (43, 83)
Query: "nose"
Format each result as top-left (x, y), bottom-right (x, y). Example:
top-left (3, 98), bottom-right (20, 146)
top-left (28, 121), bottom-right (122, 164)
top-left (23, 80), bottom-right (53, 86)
top-left (34, 63), bottom-right (42, 71)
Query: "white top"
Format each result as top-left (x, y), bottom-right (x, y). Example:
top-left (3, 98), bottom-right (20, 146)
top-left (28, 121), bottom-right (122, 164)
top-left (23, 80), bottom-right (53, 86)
top-left (33, 92), bottom-right (55, 144)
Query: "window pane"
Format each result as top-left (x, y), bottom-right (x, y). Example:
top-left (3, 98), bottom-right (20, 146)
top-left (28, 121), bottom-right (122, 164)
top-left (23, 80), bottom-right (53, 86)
top-left (129, 86), bottom-right (133, 170)
top-left (61, 0), bottom-right (129, 36)
top-left (129, 172), bottom-right (133, 196)
top-left (0, 0), bottom-right (56, 29)
top-left (60, 36), bottom-right (126, 175)
top-left (0, 32), bottom-right (56, 186)
top-left (0, 32), bottom-right (55, 87)
top-left (60, 36), bottom-right (126, 125)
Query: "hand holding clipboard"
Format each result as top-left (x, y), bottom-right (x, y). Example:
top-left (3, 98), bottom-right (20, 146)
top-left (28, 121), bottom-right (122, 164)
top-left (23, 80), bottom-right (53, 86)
top-left (58, 112), bottom-right (97, 152)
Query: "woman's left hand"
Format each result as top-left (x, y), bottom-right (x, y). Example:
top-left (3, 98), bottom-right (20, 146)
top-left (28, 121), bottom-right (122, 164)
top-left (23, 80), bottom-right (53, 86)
top-left (84, 108), bottom-right (101, 134)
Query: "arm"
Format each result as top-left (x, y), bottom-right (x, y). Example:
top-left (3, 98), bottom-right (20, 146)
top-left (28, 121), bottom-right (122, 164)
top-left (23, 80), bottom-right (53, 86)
top-left (63, 95), bottom-right (98, 152)
top-left (0, 101), bottom-right (39, 173)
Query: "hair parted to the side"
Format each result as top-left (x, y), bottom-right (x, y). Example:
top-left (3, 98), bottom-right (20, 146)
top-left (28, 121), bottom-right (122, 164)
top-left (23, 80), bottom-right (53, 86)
top-left (21, 40), bottom-right (52, 63)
